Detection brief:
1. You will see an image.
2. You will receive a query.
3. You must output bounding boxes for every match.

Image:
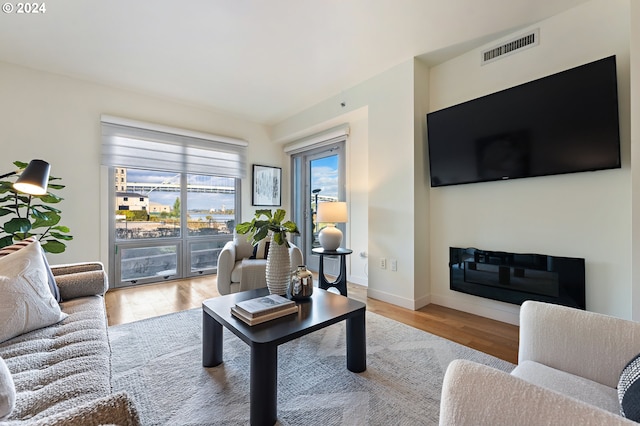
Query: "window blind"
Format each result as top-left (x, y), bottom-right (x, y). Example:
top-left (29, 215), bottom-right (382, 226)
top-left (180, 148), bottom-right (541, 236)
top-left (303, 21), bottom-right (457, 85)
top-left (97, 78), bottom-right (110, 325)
top-left (101, 115), bottom-right (248, 179)
top-left (283, 124), bottom-right (349, 155)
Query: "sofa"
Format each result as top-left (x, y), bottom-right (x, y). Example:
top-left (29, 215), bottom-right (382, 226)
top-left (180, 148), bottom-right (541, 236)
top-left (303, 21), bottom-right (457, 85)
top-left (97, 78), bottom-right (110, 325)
top-left (217, 232), bottom-right (303, 295)
top-left (0, 259), bottom-right (140, 425)
top-left (439, 300), bottom-right (640, 425)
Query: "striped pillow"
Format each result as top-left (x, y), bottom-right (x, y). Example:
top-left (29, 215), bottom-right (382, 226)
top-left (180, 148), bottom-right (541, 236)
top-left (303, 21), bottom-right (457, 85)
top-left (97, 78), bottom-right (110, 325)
top-left (0, 238), bottom-right (61, 302)
top-left (0, 237), bottom-right (35, 256)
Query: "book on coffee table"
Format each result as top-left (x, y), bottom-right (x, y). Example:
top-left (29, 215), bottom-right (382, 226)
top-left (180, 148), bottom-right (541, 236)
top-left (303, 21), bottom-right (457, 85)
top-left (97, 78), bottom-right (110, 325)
top-left (234, 294), bottom-right (296, 318)
top-left (230, 304), bottom-right (299, 326)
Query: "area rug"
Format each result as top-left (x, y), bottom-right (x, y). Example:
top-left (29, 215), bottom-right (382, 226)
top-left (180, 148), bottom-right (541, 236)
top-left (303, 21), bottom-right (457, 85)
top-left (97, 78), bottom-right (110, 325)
top-left (109, 309), bottom-right (514, 425)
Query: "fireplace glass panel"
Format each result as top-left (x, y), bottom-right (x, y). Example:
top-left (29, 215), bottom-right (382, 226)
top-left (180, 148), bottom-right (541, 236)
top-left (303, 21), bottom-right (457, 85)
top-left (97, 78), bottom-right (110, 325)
top-left (450, 247), bottom-right (585, 309)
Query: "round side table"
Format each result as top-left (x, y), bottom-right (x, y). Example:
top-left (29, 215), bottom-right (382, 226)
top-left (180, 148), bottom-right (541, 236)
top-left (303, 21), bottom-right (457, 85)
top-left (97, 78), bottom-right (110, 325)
top-left (312, 247), bottom-right (353, 296)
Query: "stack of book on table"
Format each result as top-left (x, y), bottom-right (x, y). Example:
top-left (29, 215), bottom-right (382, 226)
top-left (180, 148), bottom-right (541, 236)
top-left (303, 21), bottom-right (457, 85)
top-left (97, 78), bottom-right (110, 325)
top-left (231, 294), bottom-right (299, 326)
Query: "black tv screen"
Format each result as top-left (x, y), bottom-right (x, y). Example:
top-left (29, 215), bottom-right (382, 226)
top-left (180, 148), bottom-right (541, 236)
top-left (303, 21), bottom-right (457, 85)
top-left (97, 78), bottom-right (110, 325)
top-left (426, 55), bottom-right (621, 187)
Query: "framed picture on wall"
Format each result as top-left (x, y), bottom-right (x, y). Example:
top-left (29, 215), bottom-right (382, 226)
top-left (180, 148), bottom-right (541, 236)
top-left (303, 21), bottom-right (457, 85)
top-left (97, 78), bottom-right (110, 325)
top-left (252, 164), bottom-right (282, 206)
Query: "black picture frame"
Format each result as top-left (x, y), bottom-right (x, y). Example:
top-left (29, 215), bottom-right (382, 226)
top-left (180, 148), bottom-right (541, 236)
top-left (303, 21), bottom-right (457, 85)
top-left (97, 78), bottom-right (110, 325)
top-left (252, 165), bottom-right (282, 206)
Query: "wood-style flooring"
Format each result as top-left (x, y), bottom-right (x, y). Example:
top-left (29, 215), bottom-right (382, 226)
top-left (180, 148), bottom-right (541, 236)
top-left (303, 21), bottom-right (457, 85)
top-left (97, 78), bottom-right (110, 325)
top-left (105, 275), bottom-right (519, 364)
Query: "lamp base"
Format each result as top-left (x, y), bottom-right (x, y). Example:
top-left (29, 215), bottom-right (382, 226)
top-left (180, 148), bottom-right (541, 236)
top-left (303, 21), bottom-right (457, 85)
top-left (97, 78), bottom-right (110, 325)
top-left (318, 225), bottom-right (342, 251)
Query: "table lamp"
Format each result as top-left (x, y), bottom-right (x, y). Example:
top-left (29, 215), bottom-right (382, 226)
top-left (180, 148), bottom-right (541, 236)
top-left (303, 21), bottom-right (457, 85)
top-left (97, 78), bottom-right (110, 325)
top-left (316, 201), bottom-right (347, 251)
top-left (0, 160), bottom-right (51, 195)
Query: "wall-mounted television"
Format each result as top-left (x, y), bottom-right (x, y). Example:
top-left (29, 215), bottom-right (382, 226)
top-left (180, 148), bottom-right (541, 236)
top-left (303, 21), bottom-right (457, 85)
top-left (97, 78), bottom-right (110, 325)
top-left (426, 55), bottom-right (621, 187)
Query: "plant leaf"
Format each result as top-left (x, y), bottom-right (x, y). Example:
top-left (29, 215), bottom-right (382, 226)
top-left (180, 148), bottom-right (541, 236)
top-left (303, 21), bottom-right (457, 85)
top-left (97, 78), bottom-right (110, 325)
top-left (235, 222), bottom-right (252, 234)
top-left (253, 225), bottom-right (269, 243)
top-left (0, 235), bottom-right (13, 248)
top-left (4, 217), bottom-right (32, 234)
top-left (47, 183), bottom-right (65, 190)
top-left (273, 209), bottom-right (285, 224)
top-left (33, 204), bottom-right (61, 213)
top-left (51, 225), bottom-right (71, 233)
top-left (0, 208), bottom-right (13, 217)
top-left (31, 211), bottom-right (60, 229)
top-left (41, 240), bottom-right (66, 253)
top-left (49, 232), bottom-right (73, 240)
top-left (36, 194), bottom-right (62, 204)
top-left (256, 209), bottom-right (273, 219)
top-left (282, 220), bottom-right (299, 234)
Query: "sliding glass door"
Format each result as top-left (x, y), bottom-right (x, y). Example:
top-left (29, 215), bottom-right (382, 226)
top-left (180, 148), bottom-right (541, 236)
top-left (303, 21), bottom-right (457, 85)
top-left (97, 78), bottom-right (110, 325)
top-left (291, 143), bottom-right (345, 274)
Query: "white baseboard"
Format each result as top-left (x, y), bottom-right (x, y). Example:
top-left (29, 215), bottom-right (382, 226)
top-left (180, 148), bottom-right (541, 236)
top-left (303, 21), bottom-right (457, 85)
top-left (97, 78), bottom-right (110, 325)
top-left (348, 274), bottom-right (367, 286)
top-left (366, 287), bottom-right (430, 310)
top-left (430, 293), bottom-right (520, 326)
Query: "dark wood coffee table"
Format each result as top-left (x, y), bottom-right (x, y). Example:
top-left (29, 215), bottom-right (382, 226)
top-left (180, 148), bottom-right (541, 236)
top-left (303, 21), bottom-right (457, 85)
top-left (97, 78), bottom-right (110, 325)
top-left (202, 287), bottom-right (366, 426)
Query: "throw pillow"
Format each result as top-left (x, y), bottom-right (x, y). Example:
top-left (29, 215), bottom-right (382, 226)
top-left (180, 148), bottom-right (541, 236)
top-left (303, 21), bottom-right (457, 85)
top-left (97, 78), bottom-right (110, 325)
top-left (250, 239), bottom-right (270, 259)
top-left (619, 353), bottom-right (640, 421)
top-left (0, 356), bottom-right (15, 421)
top-left (0, 237), bottom-right (61, 302)
top-left (0, 240), bottom-right (68, 343)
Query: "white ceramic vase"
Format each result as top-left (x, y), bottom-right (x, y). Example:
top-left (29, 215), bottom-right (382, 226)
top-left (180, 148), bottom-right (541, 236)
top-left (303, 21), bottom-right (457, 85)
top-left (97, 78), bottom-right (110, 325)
top-left (265, 240), bottom-right (291, 295)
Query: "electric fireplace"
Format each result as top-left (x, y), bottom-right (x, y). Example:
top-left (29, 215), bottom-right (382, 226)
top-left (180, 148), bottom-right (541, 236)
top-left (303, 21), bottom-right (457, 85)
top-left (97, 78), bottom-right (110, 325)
top-left (449, 247), bottom-right (585, 309)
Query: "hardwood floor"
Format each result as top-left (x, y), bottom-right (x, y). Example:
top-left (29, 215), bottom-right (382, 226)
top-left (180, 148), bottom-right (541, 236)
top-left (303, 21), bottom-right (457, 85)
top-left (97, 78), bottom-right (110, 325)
top-left (105, 275), bottom-right (519, 364)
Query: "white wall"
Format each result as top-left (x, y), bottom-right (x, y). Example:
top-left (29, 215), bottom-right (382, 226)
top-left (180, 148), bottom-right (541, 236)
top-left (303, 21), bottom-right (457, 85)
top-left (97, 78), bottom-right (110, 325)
top-left (0, 61), bottom-right (277, 268)
top-left (272, 105), bottom-right (371, 287)
top-left (631, 0), bottom-right (640, 321)
top-left (428, 0), bottom-right (632, 323)
top-left (414, 59), bottom-right (431, 305)
top-left (273, 60), bottom-right (421, 307)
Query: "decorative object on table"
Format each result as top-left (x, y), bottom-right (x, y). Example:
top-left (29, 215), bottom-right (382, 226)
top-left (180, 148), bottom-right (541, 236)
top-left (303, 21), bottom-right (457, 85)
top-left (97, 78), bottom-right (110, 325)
top-left (230, 294), bottom-right (299, 326)
top-left (290, 265), bottom-right (313, 300)
top-left (236, 209), bottom-right (300, 295)
top-left (234, 294), bottom-right (295, 318)
top-left (316, 201), bottom-right (348, 250)
top-left (0, 160), bottom-right (73, 253)
top-left (252, 164), bottom-right (281, 206)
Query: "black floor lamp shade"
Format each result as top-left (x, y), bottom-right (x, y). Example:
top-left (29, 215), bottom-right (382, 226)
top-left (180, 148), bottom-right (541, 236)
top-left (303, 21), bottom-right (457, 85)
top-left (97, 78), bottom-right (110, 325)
top-left (13, 159), bottom-right (50, 195)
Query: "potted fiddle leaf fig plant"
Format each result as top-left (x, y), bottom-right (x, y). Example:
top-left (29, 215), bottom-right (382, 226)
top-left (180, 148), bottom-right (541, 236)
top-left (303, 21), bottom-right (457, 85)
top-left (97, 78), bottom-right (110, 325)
top-left (0, 161), bottom-right (73, 253)
top-left (236, 209), bottom-right (300, 295)
top-left (235, 208), bottom-right (299, 246)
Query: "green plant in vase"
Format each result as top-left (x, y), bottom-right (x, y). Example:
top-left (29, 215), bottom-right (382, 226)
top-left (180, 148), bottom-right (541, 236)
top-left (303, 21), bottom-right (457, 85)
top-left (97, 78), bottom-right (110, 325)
top-left (235, 208), bottom-right (299, 246)
top-left (236, 209), bottom-right (300, 295)
top-left (0, 161), bottom-right (73, 253)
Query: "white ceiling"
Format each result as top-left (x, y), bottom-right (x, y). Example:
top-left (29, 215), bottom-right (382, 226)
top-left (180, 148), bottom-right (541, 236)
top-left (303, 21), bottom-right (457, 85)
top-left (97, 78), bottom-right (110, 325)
top-left (0, 0), bottom-right (591, 125)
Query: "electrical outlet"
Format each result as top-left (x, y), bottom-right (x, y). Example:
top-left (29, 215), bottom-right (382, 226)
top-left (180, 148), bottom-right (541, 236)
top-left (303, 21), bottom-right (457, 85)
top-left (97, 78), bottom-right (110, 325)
top-left (391, 259), bottom-right (397, 271)
top-left (380, 258), bottom-right (387, 269)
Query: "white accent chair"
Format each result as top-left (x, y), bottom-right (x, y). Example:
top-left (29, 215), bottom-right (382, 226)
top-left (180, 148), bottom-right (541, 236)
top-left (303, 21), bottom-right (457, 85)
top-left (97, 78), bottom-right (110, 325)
top-left (216, 233), bottom-right (303, 295)
top-left (439, 300), bottom-right (640, 425)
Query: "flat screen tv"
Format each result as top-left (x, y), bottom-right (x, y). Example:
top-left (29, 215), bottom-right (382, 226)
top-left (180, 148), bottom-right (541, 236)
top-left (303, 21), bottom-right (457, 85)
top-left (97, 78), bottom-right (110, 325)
top-left (426, 55), bottom-right (621, 187)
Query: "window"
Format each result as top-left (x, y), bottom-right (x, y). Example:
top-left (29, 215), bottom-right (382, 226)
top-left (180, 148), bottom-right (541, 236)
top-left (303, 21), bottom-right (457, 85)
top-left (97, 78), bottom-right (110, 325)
top-left (102, 115), bottom-right (247, 287)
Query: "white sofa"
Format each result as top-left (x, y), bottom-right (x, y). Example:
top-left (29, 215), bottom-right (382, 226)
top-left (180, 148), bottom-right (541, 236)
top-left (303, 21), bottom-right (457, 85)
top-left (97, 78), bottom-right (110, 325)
top-left (0, 262), bottom-right (140, 425)
top-left (439, 300), bottom-right (640, 425)
top-left (216, 233), bottom-right (303, 295)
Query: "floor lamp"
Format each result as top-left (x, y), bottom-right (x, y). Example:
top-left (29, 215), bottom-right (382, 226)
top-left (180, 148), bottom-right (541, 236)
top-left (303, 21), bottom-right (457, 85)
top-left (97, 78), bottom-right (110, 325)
top-left (0, 160), bottom-right (51, 195)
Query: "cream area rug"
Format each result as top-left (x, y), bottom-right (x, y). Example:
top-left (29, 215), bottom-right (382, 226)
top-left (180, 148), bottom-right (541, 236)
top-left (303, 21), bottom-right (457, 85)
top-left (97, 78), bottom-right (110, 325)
top-left (109, 308), bottom-right (514, 425)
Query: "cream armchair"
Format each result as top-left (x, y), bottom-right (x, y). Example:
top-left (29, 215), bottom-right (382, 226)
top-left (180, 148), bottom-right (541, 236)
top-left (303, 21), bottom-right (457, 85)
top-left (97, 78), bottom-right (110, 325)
top-left (216, 233), bottom-right (303, 295)
top-left (439, 300), bottom-right (640, 425)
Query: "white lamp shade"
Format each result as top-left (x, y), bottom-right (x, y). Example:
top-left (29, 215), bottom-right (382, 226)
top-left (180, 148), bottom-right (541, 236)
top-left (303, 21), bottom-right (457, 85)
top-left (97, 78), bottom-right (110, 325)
top-left (316, 202), bottom-right (348, 223)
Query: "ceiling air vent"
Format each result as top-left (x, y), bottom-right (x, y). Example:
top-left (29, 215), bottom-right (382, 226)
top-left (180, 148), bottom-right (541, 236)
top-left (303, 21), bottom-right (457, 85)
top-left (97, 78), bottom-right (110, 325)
top-left (482, 29), bottom-right (539, 65)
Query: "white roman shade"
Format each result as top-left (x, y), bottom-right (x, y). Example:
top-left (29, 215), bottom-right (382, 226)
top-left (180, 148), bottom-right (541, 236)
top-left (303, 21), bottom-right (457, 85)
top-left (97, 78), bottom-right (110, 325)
top-left (101, 115), bottom-right (248, 178)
